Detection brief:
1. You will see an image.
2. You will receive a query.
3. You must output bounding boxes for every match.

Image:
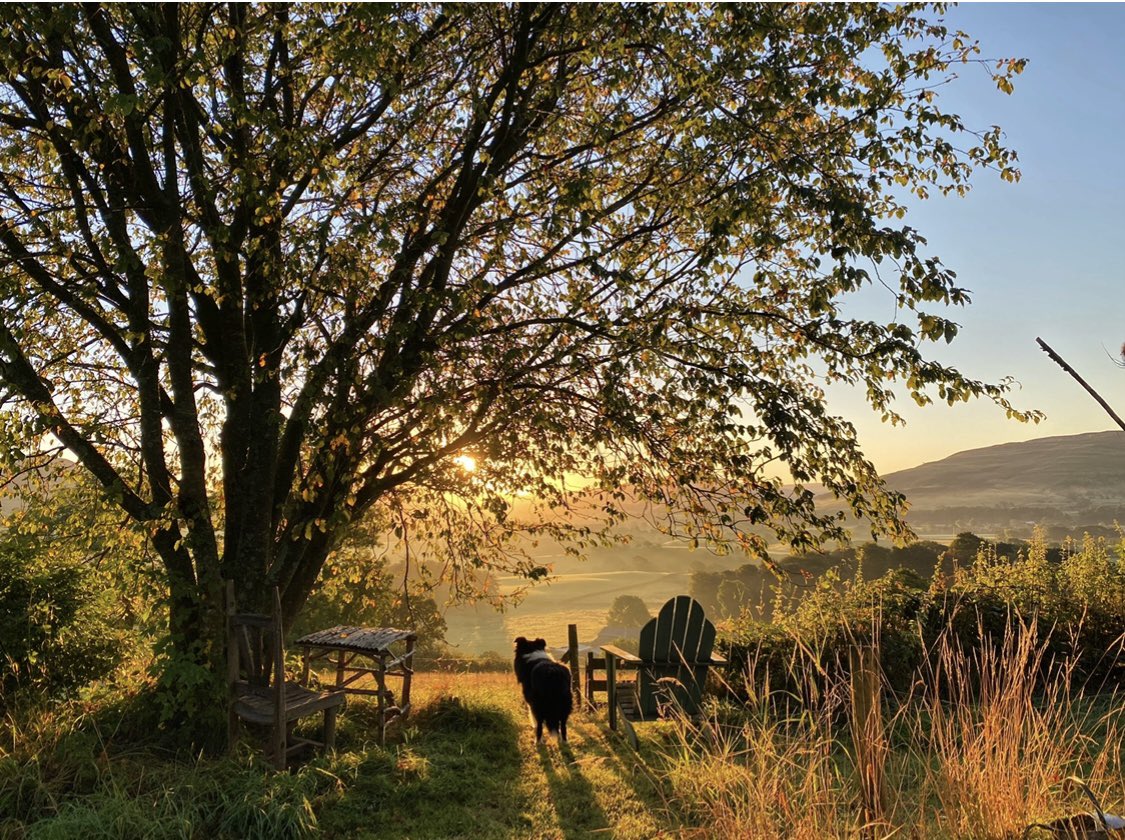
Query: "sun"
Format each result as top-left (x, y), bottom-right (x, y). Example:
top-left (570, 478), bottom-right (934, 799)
top-left (454, 454), bottom-right (477, 473)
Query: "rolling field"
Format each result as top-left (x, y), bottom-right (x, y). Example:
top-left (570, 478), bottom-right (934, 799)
top-left (444, 569), bottom-right (697, 654)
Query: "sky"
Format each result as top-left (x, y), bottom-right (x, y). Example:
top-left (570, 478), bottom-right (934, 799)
top-left (828, 3), bottom-right (1125, 475)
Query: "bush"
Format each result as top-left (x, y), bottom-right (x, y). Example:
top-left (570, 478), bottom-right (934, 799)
top-left (719, 530), bottom-right (1125, 703)
top-left (933, 532), bottom-right (1125, 687)
top-left (0, 538), bottom-right (122, 702)
top-left (722, 567), bottom-right (928, 701)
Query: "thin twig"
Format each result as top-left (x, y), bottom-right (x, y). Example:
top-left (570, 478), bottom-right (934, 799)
top-left (1036, 337), bottom-right (1125, 432)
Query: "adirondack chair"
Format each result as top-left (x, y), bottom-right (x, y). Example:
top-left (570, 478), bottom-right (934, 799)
top-left (227, 582), bottom-right (345, 770)
top-left (601, 595), bottom-right (727, 732)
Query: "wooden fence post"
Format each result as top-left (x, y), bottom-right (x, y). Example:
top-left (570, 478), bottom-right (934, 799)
top-left (849, 643), bottom-right (887, 836)
top-left (567, 623), bottom-right (581, 706)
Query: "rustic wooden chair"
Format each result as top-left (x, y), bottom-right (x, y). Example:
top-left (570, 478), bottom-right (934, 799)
top-left (226, 582), bottom-right (345, 770)
top-left (601, 595), bottom-right (727, 735)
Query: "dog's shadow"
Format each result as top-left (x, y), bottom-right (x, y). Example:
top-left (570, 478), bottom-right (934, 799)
top-left (538, 740), bottom-right (612, 839)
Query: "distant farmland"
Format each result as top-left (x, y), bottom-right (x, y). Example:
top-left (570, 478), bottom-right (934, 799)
top-left (443, 568), bottom-right (697, 654)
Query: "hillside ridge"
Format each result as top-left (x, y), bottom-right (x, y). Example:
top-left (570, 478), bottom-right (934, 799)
top-left (879, 430), bottom-right (1125, 529)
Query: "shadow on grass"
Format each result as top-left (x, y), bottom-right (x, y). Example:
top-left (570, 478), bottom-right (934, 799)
top-left (319, 693), bottom-right (530, 839)
top-left (578, 709), bottom-right (691, 835)
top-left (538, 740), bottom-right (611, 838)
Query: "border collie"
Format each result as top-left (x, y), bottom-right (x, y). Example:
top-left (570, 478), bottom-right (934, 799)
top-left (513, 636), bottom-right (573, 744)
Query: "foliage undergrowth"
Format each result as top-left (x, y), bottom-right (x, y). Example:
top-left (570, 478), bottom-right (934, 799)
top-left (5, 532), bottom-right (1125, 838)
top-left (656, 622), bottom-right (1125, 838)
top-left (0, 671), bottom-right (672, 839)
top-left (667, 531), bottom-right (1125, 838)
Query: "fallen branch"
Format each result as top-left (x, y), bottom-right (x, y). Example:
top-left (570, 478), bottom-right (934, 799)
top-left (1036, 337), bottom-right (1125, 432)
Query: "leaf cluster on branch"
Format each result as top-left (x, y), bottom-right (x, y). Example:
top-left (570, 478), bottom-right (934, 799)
top-left (0, 4), bottom-right (1034, 638)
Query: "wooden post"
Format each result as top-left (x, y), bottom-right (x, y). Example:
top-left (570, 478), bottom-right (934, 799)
top-left (376, 651), bottom-right (388, 745)
top-left (401, 635), bottom-right (415, 712)
top-left (567, 623), bottom-right (581, 707)
top-left (335, 649), bottom-right (347, 689)
top-left (585, 651), bottom-right (596, 707)
top-left (606, 652), bottom-right (617, 731)
top-left (849, 644), bottom-right (887, 835)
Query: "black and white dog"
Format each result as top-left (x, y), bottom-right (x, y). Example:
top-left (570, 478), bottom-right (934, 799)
top-left (513, 636), bottom-right (573, 744)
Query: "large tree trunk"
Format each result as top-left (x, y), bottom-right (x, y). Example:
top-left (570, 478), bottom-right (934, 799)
top-left (159, 575), bottom-right (228, 752)
top-left (151, 527), bottom-right (229, 751)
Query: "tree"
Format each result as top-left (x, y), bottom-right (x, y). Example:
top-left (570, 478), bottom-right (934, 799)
top-left (606, 595), bottom-right (651, 629)
top-left (0, 4), bottom-right (1035, 731)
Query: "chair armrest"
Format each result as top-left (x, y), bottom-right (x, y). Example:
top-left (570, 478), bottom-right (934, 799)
top-left (644, 656), bottom-right (729, 666)
top-left (600, 645), bottom-right (642, 664)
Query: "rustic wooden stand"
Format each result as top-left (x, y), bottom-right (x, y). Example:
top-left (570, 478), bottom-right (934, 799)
top-left (296, 625), bottom-right (417, 744)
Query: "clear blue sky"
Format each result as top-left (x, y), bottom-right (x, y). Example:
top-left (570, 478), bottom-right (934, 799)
top-left (832, 2), bottom-right (1125, 474)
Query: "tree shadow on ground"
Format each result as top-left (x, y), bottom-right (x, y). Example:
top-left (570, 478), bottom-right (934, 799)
top-left (581, 705), bottom-right (667, 778)
top-left (319, 694), bottom-right (531, 839)
top-left (557, 706), bottom-right (688, 838)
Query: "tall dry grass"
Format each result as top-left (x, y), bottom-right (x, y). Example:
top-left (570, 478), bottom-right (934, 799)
top-left (659, 656), bottom-right (861, 839)
top-left (655, 621), bottom-right (1125, 839)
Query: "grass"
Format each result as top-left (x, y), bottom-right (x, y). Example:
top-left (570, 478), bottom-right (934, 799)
top-left (5, 633), bottom-right (1125, 839)
top-left (316, 672), bottom-right (677, 839)
top-left (1, 671), bottom-right (679, 839)
top-left (650, 628), bottom-right (1125, 839)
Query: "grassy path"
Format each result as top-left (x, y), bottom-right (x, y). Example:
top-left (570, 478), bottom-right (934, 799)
top-left (314, 672), bottom-right (683, 839)
top-left (1, 669), bottom-right (685, 839)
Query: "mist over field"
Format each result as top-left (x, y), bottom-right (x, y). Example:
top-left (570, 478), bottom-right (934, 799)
top-left (445, 569), bottom-right (697, 654)
top-left (445, 431), bottom-right (1125, 655)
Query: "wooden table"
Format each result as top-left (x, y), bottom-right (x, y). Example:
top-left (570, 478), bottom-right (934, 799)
top-left (296, 625), bottom-right (416, 743)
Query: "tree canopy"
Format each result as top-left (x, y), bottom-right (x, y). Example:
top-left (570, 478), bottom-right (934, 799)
top-left (606, 595), bottom-right (651, 630)
top-left (0, 3), bottom-right (1034, 718)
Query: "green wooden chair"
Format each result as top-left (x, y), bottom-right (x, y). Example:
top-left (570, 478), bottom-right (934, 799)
top-left (601, 595), bottom-right (727, 734)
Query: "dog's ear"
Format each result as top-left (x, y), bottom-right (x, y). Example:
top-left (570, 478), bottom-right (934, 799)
top-left (514, 636), bottom-right (527, 648)
top-left (534, 638), bottom-right (547, 650)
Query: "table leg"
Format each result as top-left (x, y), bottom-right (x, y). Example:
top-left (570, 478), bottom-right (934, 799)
top-left (377, 654), bottom-right (387, 745)
top-left (335, 650), bottom-right (346, 689)
top-left (401, 637), bottom-right (415, 712)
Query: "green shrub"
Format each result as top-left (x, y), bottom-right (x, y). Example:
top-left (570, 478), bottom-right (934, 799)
top-left (0, 541), bottom-right (122, 702)
top-left (722, 567), bottom-right (928, 701)
top-left (934, 532), bottom-right (1125, 687)
top-left (719, 530), bottom-right (1125, 703)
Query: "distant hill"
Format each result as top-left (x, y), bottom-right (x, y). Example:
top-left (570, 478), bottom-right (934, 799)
top-left (541, 432), bottom-right (1125, 575)
top-left (877, 431), bottom-right (1125, 533)
top-left (0, 458), bottom-right (78, 517)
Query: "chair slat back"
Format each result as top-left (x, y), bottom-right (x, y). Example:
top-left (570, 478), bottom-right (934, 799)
top-left (227, 582), bottom-right (340, 770)
top-left (639, 595), bottom-right (714, 663)
top-left (636, 595), bottom-right (717, 717)
top-left (227, 583), bottom-right (286, 708)
top-left (679, 599), bottom-right (712, 662)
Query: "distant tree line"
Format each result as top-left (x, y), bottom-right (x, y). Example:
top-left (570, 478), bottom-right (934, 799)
top-left (905, 506), bottom-right (1125, 531)
top-left (690, 532), bottom-right (1076, 620)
